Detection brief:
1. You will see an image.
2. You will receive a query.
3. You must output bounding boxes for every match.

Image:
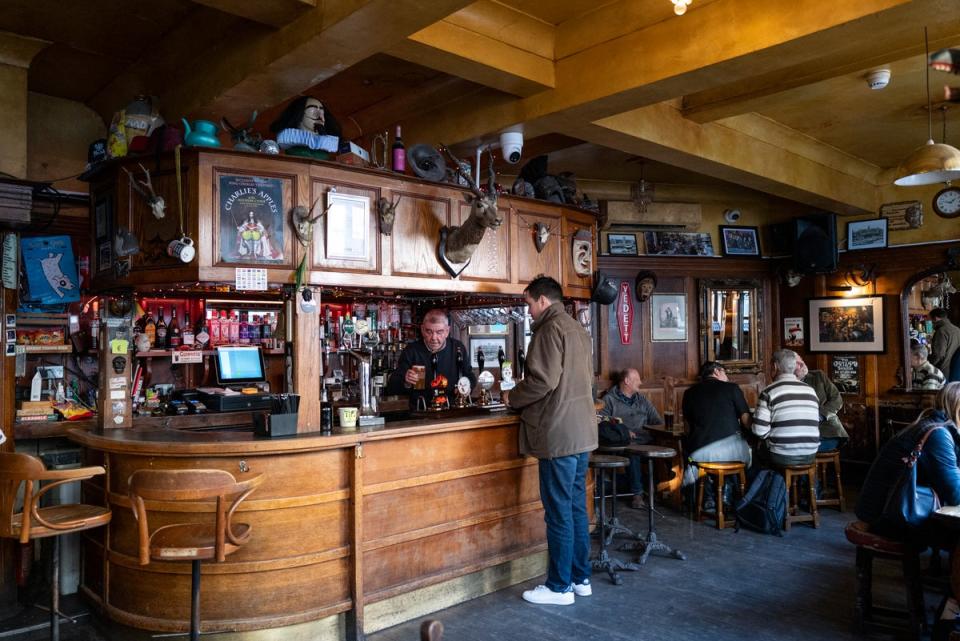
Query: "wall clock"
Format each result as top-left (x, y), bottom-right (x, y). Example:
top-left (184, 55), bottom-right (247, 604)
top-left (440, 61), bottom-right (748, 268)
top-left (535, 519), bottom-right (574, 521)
top-left (933, 185), bottom-right (960, 218)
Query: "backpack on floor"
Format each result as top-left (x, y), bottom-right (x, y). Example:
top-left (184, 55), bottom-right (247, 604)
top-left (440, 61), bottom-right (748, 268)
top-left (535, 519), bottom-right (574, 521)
top-left (734, 470), bottom-right (787, 536)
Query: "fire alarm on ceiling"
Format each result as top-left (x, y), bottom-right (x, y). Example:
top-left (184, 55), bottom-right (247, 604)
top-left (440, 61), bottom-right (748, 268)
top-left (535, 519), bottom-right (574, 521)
top-left (865, 69), bottom-right (891, 90)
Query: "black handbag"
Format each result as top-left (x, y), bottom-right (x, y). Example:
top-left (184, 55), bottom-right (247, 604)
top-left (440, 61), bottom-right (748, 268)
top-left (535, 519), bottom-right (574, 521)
top-left (880, 424), bottom-right (945, 529)
top-left (598, 420), bottom-right (631, 447)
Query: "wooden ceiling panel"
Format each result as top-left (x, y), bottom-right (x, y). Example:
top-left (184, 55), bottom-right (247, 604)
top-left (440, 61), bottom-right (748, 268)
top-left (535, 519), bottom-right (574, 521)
top-left (493, 0), bottom-right (616, 25)
top-left (27, 45), bottom-right (128, 104)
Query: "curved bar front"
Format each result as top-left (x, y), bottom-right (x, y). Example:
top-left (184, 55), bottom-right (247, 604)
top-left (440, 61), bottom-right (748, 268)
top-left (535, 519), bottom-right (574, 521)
top-left (70, 414), bottom-right (546, 638)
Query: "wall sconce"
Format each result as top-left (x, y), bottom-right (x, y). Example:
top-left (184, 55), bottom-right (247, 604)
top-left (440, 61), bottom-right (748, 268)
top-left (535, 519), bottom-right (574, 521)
top-left (671, 0), bottom-right (692, 15)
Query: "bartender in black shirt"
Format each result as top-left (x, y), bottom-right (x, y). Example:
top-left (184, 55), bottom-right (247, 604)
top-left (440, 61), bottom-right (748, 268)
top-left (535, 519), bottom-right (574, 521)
top-left (386, 309), bottom-right (476, 410)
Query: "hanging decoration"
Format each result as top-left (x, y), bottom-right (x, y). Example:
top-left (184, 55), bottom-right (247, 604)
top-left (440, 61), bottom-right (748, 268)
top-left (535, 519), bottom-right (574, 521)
top-left (617, 281), bottom-right (634, 345)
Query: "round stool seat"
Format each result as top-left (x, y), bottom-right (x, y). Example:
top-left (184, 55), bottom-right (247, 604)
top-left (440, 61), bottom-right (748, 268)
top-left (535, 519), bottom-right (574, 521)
top-left (597, 445), bottom-right (629, 454)
top-left (589, 454), bottom-right (630, 469)
top-left (816, 449), bottom-right (841, 459)
top-left (694, 461), bottom-right (746, 472)
top-left (624, 444), bottom-right (676, 459)
top-left (844, 520), bottom-right (905, 555)
top-left (782, 463), bottom-right (816, 471)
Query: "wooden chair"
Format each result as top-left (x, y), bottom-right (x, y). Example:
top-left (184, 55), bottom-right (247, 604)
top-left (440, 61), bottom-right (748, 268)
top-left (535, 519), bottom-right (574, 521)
top-left (0, 452), bottom-right (112, 641)
top-left (128, 469), bottom-right (264, 641)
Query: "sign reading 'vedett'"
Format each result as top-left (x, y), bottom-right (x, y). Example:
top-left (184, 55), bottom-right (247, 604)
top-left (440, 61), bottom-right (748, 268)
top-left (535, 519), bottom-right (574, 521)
top-left (617, 281), bottom-right (633, 344)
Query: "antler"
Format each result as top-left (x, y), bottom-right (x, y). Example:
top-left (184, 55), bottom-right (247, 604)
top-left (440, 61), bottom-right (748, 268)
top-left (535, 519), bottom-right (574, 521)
top-left (221, 116), bottom-right (240, 135)
top-left (485, 148), bottom-right (496, 197)
top-left (136, 164), bottom-right (156, 196)
top-left (307, 197), bottom-right (332, 223)
top-left (122, 166), bottom-right (149, 199)
top-left (246, 110), bottom-right (259, 130)
top-left (441, 145), bottom-right (483, 199)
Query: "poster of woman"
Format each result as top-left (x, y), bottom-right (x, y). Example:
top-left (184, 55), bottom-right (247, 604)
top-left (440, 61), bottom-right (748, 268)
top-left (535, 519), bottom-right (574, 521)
top-left (219, 175), bottom-right (285, 264)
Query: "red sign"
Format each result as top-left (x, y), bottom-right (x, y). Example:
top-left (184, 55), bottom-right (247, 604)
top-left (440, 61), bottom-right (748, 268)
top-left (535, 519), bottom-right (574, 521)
top-left (617, 281), bottom-right (634, 344)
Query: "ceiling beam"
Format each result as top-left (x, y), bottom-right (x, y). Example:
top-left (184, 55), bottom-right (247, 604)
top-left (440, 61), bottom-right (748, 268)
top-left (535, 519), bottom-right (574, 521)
top-left (91, 0), bottom-right (475, 123)
top-left (190, 0), bottom-right (316, 28)
top-left (683, 18), bottom-right (960, 123)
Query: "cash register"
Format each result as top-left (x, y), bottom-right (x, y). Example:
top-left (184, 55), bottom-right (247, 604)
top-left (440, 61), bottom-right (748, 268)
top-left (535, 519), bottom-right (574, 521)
top-left (197, 346), bottom-right (274, 412)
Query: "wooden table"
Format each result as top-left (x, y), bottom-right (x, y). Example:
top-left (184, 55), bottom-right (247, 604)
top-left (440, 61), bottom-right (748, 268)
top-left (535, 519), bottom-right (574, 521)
top-left (644, 423), bottom-right (686, 511)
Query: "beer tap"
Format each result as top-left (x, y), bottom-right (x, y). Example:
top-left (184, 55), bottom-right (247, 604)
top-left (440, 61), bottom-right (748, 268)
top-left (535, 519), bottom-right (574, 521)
top-left (477, 346), bottom-right (485, 373)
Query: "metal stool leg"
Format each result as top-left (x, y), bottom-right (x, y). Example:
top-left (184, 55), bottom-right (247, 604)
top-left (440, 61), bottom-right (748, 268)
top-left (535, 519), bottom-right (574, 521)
top-left (626, 459), bottom-right (685, 564)
top-left (190, 560), bottom-right (201, 641)
top-left (51, 537), bottom-right (59, 641)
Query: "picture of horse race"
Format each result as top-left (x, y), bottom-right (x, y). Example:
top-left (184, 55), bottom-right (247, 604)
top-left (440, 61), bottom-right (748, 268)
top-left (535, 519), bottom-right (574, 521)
top-left (817, 304), bottom-right (875, 343)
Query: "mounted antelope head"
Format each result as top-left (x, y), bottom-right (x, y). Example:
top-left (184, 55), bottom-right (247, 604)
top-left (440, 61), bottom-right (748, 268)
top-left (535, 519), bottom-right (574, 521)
top-left (291, 197), bottom-right (331, 247)
top-left (377, 194), bottom-right (401, 235)
top-left (437, 146), bottom-right (502, 276)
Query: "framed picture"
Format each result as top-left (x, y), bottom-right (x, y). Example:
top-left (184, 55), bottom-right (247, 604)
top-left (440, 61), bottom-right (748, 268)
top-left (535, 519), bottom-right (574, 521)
top-left (880, 200), bottom-right (922, 231)
top-left (325, 191), bottom-right (371, 261)
top-left (651, 293), bottom-right (687, 342)
top-left (218, 174), bottom-right (287, 265)
top-left (643, 231), bottom-right (714, 256)
top-left (831, 355), bottom-right (860, 395)
top-left (783, 316), bottom-right (804, 347)
top-left (847, 218), bottom-right (888, 250)
top-left (719, 225), bottom-right (760, 257)
top-left (468, 324), bottom-right (508, 335)
top-left (4, 329), bottom-right (15, 343)
top-left (4, 314), bottom-right (15, 328)
top-left (808, 296), bottom-right (885, 353)
top-left (607, 233), bottom-right (638, 256)
top-left (469, 336), bottom-right (507, 368)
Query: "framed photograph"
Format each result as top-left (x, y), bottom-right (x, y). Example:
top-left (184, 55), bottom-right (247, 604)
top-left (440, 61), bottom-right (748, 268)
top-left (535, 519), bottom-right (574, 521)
top-left (325, 192), bottom-right (371, 261)
top-left (469, 336), bottom-right (507, 368)
top-left (847, 218), bottom-right (888, 250)
top-left (783, 316), bottom-right (804, 347)
top-left (651, 293), bottom-right (687, 342)
top-left (4, 314), bottom-right (15, 328)
top-left (607, 233), bottom-right (638, 256)
top-left (643, 231), bottom-right (714, 256)
top-left (4, 343), bottom-right (15, 356)
top-left (808, 296), bottom-right (885, 353)
top-left (4, 329), bottom-right (15, 343)
top-left (468, 324), bottom-right (508, 335)
top-left (719, 225), bottom-right (760, 257)
top-left (218, 174), bottom-right (286, 265)
top-left (831, 355), bottom-right (861, 395)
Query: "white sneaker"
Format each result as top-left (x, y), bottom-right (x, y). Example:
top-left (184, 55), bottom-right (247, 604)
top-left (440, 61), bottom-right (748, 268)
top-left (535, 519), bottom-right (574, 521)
top-left (522, 585), bottom-right (575, 605)
top-left (571, 579), bottom-right (592, 597)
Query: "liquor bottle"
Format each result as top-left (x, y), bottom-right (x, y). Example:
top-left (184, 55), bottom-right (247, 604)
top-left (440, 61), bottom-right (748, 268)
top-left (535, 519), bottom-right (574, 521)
top-left (195, 316), bottom-right (210, 349)
top-left (320, 385), bottom-right (332, 432)
top-left (261, 313), bottom-right (273, 349)
top-left (392, 125), bottom-right (406, 173)
top-left (249, 314), bottom-right (260, 346)
top-left (182, 311), bottom-right (194, 347)
top-left (144, 307), bottom-right (157, 349)
top-left (156, 306), bottom-right (168, 349)
top-left (168, 307), bottom-right (182, 349)
top-left (239, 312), bottom-right (250, 345)
top-left (228, 311), bottom-right (239, 344)
top-left (208, 309), bottom-right (220, 346)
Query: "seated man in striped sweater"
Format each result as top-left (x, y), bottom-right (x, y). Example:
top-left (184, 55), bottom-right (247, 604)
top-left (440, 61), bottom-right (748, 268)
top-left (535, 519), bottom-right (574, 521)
top-left (751, 349), bottom-right (821, 467)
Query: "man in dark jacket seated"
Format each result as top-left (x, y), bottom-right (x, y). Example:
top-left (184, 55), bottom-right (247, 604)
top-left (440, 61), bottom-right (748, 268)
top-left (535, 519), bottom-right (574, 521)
top-left (856, 382), bottom-right (960, 539)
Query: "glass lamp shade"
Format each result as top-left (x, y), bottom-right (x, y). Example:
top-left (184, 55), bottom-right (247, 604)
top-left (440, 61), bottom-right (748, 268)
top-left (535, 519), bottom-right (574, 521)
top-left (894, 139), bottom-right (960, 186)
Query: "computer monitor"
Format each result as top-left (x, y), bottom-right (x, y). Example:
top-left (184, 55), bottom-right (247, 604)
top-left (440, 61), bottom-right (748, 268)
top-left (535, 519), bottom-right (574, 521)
top-left (214, 346), bottom-right (266, 386)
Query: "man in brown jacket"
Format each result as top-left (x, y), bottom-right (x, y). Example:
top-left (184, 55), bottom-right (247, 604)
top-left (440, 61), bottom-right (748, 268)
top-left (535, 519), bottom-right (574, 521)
top-left (502, 276), bottom-right (597, 605)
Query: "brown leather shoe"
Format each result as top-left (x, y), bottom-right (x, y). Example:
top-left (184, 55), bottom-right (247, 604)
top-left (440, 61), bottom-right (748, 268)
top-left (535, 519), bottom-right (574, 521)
top-left (630, 494), bottom-right (647, 510)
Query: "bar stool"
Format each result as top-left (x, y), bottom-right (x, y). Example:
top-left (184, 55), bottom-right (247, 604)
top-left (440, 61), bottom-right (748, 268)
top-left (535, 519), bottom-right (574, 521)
top-left (844, 521), bottom-right (925, 640)
top-left (693, 461), bottom-right (747, 529)
top-left (588, 454), bottom-right (641, 584)
top-left (623, 444), bottom-right (686, 564)
top-left (815, 449), bottom-right (846, 511)
top-left (0, 452), bottom-right (112, 641)
top-left (781, 464), bottom-right (819, 531)
top-left (128, 469), bottom-right (264, 641)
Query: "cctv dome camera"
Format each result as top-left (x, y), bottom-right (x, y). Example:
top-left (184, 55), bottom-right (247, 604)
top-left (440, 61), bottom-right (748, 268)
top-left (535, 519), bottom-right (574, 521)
top-left (499, 131), bottom-right (523, 164)
top-left (724, 208), bottom-right (742, 223)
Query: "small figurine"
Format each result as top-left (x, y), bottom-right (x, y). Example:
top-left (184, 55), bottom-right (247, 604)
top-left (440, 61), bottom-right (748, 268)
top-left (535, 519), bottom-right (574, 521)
top-left (270, 96), bottom-right (342, 157)
top-left (634, 270), bottom-right (658, 302)
top-left (499, 360), bottom-right (515, 392)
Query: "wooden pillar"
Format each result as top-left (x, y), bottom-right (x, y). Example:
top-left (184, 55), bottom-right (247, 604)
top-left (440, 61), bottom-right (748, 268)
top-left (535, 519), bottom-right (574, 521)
top-left (0, 285), bottom-right (17, 615)
top-left (293, 288), bottom-right (321, 432)
top-left (97, 296), bottom-right (133, 430)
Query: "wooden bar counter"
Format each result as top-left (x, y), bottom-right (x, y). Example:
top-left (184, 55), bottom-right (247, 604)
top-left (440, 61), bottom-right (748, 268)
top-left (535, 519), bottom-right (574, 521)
top-left (69, 412), bottom-right (546, 639)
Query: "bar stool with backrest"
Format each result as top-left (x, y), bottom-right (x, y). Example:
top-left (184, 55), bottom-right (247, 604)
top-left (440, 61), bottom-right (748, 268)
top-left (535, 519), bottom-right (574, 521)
top-left (128, 469), bottom-right (263, 641)
top-left (0, 452), bottom-right (112, 641)
top-left (815, 449), bottom-right (845, 511)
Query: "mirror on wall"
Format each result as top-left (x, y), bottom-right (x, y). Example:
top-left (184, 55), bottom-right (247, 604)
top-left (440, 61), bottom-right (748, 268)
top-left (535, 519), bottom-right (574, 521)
top-left (699, 279), bottom-right (763, 373)
top-left (901, 268), bottom-right (960, 391)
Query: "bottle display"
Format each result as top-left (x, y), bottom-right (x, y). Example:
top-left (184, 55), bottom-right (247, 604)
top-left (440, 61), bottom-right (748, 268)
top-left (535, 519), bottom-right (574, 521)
top-left (182, 311), bottom-right (194, 347)
top-left (144, 307), bottom-right (156, 348)
top-left (168, 307), bottom-right (182, 348)
top-left (392, 125), bottom-right (405, 173)
top-left (156, 306), bottom-right (167, 349)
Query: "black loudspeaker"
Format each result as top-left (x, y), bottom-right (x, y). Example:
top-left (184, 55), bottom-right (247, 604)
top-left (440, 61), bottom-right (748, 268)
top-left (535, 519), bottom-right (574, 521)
top-left (794, 213), bottom-right (838, 273)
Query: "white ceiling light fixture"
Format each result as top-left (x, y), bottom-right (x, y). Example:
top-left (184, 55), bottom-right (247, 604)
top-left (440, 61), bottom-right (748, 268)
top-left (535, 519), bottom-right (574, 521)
top-left (894, 27), bottom-right (960, 186)
top-left (671, 0), bottom-right (692, 16)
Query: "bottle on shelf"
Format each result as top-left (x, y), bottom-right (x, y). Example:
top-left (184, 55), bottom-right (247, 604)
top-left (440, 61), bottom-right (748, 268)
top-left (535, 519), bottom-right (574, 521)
top-left (392, 125), bottom-right (406, 173)
top-left (182, 310), bottom-right (194, 347)
top-left (239, 311), bottom-right (251, 345)
top-left (228, 311), bottom-right (239, 344)
top-left (156, 306), bottom-right (168, 350)
top-left (90, 301), bottom-right (100, 350)
top-left (208, 309), bottom-right (221, 346)
top-left (342, 312), bottom-right (355, 349)
top-left (195, 315), bottom-right (210, 349)
top-left (250, 314), bottom-right (261, 346)
top-left (144, 307), bottom-right (157, 349)
top-left (168, 307), bottom-right (182, 349)
top-left (320, 385), bottom-right (332, 432)
top-left (261, 313), bottom-right (273, 349)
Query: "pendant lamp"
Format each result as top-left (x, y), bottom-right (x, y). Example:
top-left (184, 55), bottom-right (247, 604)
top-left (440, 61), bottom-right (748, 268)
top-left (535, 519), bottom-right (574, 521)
top-left (895, 27), bottom-right (960, 186)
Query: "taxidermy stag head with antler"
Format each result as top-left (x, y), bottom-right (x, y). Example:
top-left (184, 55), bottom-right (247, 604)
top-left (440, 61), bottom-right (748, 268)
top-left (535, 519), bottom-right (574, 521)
top-left (377, 194), bottom-right (401, 236)
top-left (437, 146), bottom-right (502, 277)
top-left (221, 111), bottom-right (262, 152)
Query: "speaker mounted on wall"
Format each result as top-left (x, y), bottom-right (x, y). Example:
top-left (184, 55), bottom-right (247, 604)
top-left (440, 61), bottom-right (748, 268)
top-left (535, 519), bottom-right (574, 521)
top-left (794, 212), bottom-right (838, 274)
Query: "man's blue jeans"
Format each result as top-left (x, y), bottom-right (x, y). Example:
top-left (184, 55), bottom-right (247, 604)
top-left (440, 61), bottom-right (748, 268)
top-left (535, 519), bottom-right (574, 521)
top-left (538, 452), bottom-right (591, 592)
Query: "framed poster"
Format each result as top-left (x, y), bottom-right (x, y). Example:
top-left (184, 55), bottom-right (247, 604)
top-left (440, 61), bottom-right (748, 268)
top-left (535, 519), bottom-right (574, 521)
top-left (607, 233), bottom-right (638, 255)
top-left (218, 174), bottom-right (286, 265)
top-left (325, 192), bottom-right (371, 261)
top-left (93, 194), bottom-right (113, 273)
top-left (470, 336), bottom-right (507, 368)
top-left (831, 355), bottom-right (860, 394)
top-left (719, 225), bottom-right (761, 257)
top-left (651, 293), bottom-right (686, 342)
top-left (808, 296), bottom-right (885, 353)
top-left (847, 218), bottom-right (888, 250)
top-left (643, 231), bottom-right (714, 256)
top-left (784, 317), bottom-right (804, 347)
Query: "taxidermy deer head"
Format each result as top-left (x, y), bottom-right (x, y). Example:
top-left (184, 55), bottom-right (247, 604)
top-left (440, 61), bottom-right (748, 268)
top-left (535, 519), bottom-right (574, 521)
top-left (221, 111), bottom-right (262, 152)
top-left (292, 198), bottom-right (331, 247)
top-left (534, 222), bottom-right (551, 253)
top-left (123, 164), bottom-right (165, 219)
top-left (377, 194), bottom-right (401, 236)
top-left (437, 147), bottom-right (502, 277)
